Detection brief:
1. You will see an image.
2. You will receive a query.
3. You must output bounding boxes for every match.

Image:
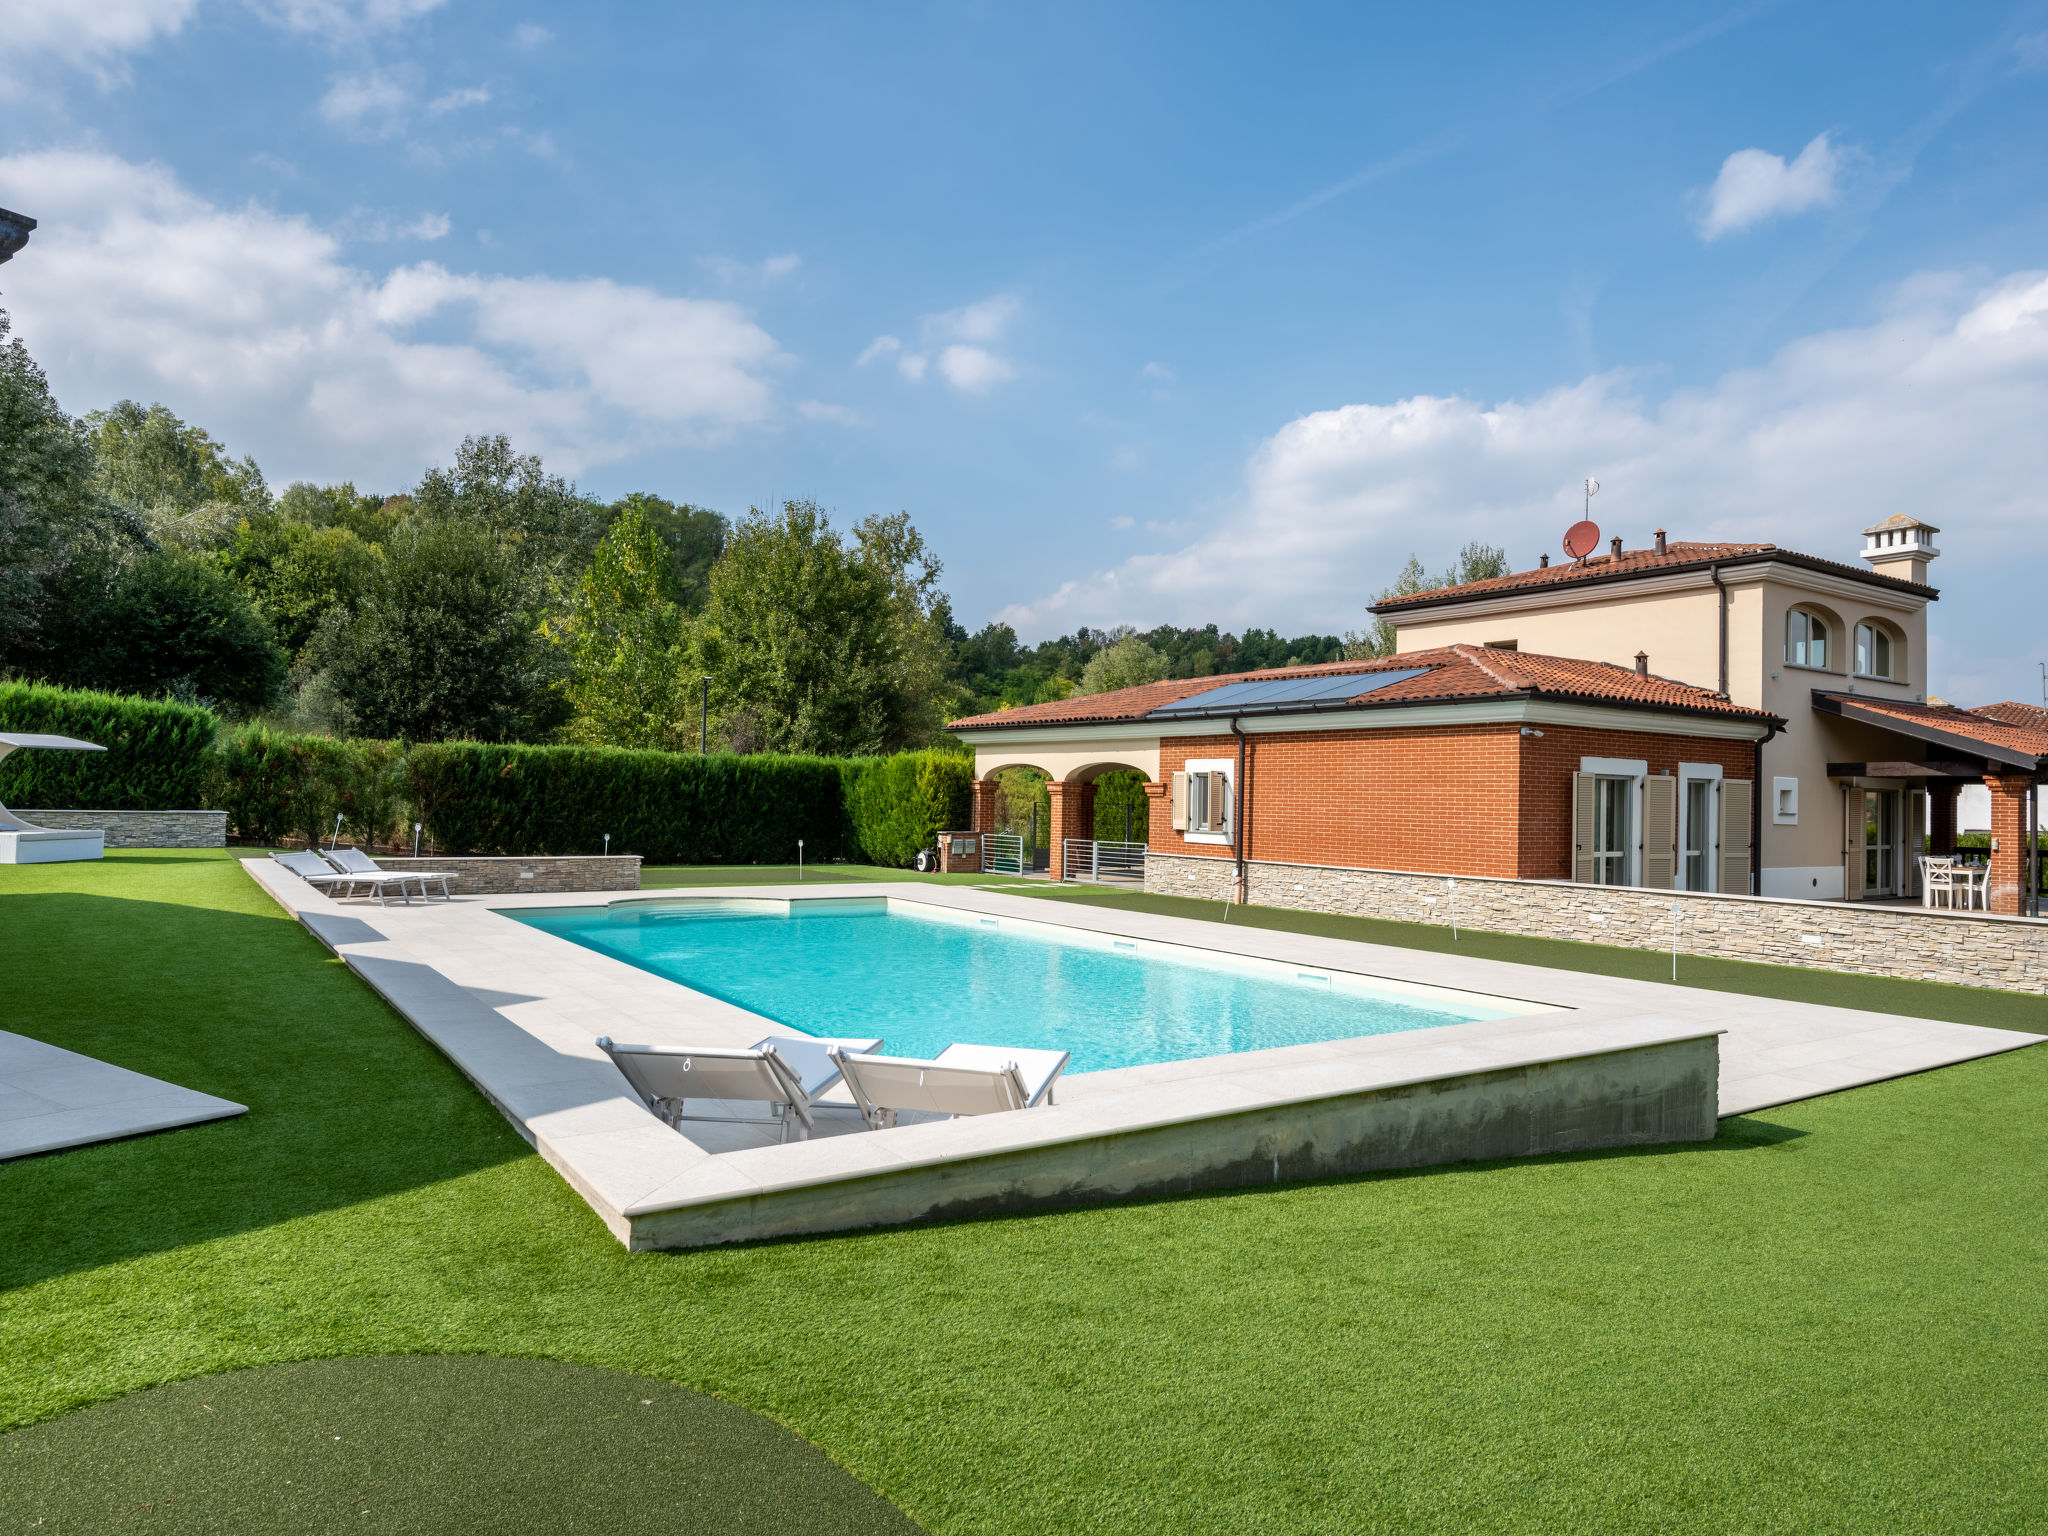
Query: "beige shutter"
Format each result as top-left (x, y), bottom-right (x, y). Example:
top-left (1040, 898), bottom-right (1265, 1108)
top-left (1208, 771), bottom-right (1229, 834)
top-left (1844, 787), bottom-right (1866, 902)
top-left (1720, 778), bottom-right (1753, 894)
top-left (1642, 776), bottom-right (1677, 890)
top-left (1572, 772), bottom-right (1597, 884)
top-left (1170, 771), bottom-right (1188, 831)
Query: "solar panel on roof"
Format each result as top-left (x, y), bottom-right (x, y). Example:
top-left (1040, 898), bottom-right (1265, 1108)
top-left (1147, 668), bottom-right (1430, 719)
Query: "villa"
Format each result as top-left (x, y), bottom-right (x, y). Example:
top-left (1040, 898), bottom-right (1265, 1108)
top-left (951, 515), bottom-right (2048, 916)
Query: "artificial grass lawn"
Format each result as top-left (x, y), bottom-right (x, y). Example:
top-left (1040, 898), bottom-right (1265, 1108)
top-left (4, 851), bottom-right (2047, 1533)
top-left (2, 1356), bottom-right (917, 1534)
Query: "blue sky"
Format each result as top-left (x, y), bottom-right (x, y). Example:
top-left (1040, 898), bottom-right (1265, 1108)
top-left (4, 1), bottom-right (2048, 703)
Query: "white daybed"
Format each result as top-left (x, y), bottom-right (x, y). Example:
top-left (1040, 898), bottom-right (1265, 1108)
top-left (0, 733), bottom-right (107, 864)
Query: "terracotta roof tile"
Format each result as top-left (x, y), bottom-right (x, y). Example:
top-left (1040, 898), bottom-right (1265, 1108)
top-left (1973, 700), bottom-right (2048, 733)
top-left (949, 644), bottom-right (1778, 732)
top-left (1833, 696), bottom-right (2048, 762)
top-left (1368, 539), bottom-right (1934, 614)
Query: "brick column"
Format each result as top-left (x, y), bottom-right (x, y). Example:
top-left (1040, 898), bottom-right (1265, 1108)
top-left (1142, 779), bottom-right (1170, 846)
top-left (1984, 774), bottom-right (2032, 915)
top-left (1928, 783), bottom-right (1959, 857)
top-left (1044, 780), bottom-right (1095, 882)
top-left (971, 777), bottom-right (1001, 835)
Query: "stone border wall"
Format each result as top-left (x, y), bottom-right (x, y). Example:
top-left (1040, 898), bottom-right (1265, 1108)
top-left (370, 854), bottom-right (641, 895)
top-left (1146, 851), bottom-right (2048, 994)
top-left (12, 809), bottom-right (226, 849)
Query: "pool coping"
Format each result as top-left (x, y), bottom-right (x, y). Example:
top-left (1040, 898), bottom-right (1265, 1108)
top-left (241, 864), bottom-right (2042, 1247)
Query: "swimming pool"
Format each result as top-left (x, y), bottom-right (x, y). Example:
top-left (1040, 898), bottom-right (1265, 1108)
top-left (512, 897), bottom-right (1552, 1074)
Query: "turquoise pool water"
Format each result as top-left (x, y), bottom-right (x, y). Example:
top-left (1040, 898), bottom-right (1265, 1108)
top-left (513, 898), bottom-right (1532, 1074)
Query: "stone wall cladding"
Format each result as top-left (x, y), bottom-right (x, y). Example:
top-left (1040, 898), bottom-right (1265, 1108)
top-left (14, 810), bottom-right (226, 848)
top-left (1146, 850), bottom-right (2048, 993)
top-left (372, 855), bottom-right (642, 894)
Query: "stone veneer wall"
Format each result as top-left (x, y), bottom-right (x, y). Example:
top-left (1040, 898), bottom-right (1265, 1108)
top-left (372, 854), bottom-right (641, 894)
top-left (1146, 850), bottom-right (2048, 994)
top-left (13, 809), bottom-right (226, 848)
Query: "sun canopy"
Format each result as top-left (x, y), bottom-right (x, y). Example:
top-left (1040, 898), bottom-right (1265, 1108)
top-left (1811, 692), bottom-right (2046, 774)
top-left (1147, 668), bottom-right (1430, 721)
top-left (0, 733), bottom-right (106, 757)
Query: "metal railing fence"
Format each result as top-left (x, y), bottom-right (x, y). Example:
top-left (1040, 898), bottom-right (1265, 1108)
top-left (982, 831), bottom-right (1025, 876)
top-left (1061, 838), bottom-right (1147, 885)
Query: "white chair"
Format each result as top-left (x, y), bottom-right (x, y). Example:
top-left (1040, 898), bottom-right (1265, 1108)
top-left (272, 849), bottom-right (419, 905)
top-left (1920, 856), bottom-right (1955, 910)
top-left (327, 845), bottom-right (457, 900)
top-left (597, 1035), bottom-right (882, 1142)
top-left (828, 1043), bottom-right (1069, 1130)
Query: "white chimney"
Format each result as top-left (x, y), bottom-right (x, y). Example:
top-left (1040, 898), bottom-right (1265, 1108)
top-left (1861, 514), bottom-right (1940, 586)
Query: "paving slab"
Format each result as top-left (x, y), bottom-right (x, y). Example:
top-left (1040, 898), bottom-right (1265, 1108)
top-left (0, 1030), bottom-right (246, 1160)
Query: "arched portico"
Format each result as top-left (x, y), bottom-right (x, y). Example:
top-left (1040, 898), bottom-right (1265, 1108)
top-left (970, 750), bottom-right (1157, 880)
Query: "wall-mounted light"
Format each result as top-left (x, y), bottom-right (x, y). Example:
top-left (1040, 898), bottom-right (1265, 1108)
top-left (1519, 727), bottom-right (1545, 737)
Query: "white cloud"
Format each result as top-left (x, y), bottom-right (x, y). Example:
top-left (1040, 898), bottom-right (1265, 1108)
top-left (2013, 31), bottom-right (2048, 72)
top-left (510, 21), bottom-right (552, 48)
top-left (936, 344), bottom-right (1014, 392)
top-left (998, 268), bottom-right (2048, 668)
top-left (253, 0), bottom-right (448, 39)
top-left (762, 252), bottom-right (801, 278)
top-left (1695, 132), bottom-right (1843, 240)
top-left (858, 292), bottom-right (1022, 392)
top-left (0, 150), bottom-right (786, 482)
top-left (1140, 361), bottom-right (1177, 385)
top-left (426, 85), bottom-right (490, 116)
top-left (1109, 515), bottom-right (1136, 531)
top-left (0, 0), bottom-right (197, 92)
top-left (702, 251), bottom-right (802, 283)
top-left (408, 211), bottom-right (450, 240)
top-left (320, 68), bottom-right (411, 135)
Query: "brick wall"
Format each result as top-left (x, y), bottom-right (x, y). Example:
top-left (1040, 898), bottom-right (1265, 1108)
top-left (14, 809), bottom-right (226, 848)
top-left (1148, 724), bottom-right (1756, 880)
top-left (1147, 850), bottom-right (2048, 993)
top-left (372, 854), bottom-right (641, 894)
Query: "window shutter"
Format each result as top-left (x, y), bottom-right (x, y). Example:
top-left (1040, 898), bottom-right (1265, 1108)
top-left (1719, 779), bottom-right (1752, 894)
top-left (1171, 771), bottom-right (1188, 832)
top-left (1208, 771), bottom-right (1229, 833)
top-left (1642, 776), bottom-right (1677, 890)
top-left (1572, 772), bottom-right (1596, 883)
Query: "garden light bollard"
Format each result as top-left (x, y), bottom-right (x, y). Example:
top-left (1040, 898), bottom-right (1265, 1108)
top-left (1447, 877), bottom-right (1458, 941)
top-left (330, 812), bottom-right (343, 851)
top-left (604, 833), bottom-right (611, 856)
top-left (798, 839), bottom-right (804, 881)
top-left (1671, 901), bottom-right (1682, 981)
top-left (412, 822), bottom-right (422, 858)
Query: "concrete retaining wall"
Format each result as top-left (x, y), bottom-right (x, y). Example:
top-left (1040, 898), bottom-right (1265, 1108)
top-left (371, 854), bottom-right (642, 894)
top-left (1147, 851), bottom-right (2048, 993)
top-left (12, 809), bottom-right (226, 848)
top-left (628, 1035), bottom-right (1720, 1249)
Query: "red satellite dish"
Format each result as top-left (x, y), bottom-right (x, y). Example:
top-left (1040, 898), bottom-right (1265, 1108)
top-left (1562, 520), bottom-right (1600, 560)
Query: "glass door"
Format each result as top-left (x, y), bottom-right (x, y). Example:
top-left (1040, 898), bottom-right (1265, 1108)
top-left (1683, 778), bottom-right (1713, 891)
top-left (1593, 776), bottom-right (1632, 885)
top-left (1863, 790), bottom-right (1900, 897)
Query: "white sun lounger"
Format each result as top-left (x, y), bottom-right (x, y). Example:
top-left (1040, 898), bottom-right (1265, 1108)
top-left (0, 733), bottom-right (108, 864)
top-left (597, 1035), bottom-right (883, 1143)
top-left (326, 845), bottom-right (457, 900)
top-left (271, 849), bottom-right (418, 905)
top-left (827, 1043), bottom-right (1070, 1130)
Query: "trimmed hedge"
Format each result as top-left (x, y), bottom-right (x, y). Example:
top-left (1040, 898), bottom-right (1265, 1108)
top-left (842, 750), bottom-right (972, 867)
top-left (406, 742), bottom-right (850, 863)
top-left (0, 683), bottom-right (218, 810)
top-left (213, 727), bottom-right (408, 849)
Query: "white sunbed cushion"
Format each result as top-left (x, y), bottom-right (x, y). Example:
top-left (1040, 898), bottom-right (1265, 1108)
top-left (933, 1043), bottom-right (1069, 1108)
top-left (749, 1036), bottom-right (882, 1102)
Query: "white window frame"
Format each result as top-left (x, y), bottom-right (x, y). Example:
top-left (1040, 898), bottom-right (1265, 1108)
top-left (1772, 775), bottom-right (1800, 825)
top-left (1181, 757), bottom-right (1234, 846)
top-left (1677, 761), bottom-right (1723, 893)
top-left (1785, 607), bottom-right (1831, 671)
top-left (1581, 756), bottom-right (1647, 887)
top-left (1853, 621), bottom-right (1897, 681)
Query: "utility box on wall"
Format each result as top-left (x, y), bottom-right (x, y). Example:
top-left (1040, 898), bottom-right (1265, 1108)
top-left (936, 832), bottom-right (982, 874)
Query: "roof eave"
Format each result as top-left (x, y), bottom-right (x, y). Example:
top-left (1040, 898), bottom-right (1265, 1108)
top-left (1811, 691), bottom-right (2044, 773)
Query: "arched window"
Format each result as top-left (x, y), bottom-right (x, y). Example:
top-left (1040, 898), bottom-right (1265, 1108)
top-left (1786, 608), bottom-right (1829, 669)
top-left (1854, 622), bottom-right (1895, 679)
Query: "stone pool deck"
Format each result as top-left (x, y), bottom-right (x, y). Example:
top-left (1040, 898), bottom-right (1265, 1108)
top-left (1, 1030), bottom-right (246, 1161)
top-left (242, 862), bottom-right (2040, 1249)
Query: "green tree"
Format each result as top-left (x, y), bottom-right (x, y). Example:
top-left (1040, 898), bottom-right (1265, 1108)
top-left (606, 492), bottom-right (726, 611)
top-left (84, 400), bottom-right (268, 551)
top-left (412, 434), bottom-right (607, 596)
top-left (36, 546), bottom-right (287, 715)
top-left (275, 480), bottom-right (405, 544)
top-left (221, 516), bottom-right (383, 657)
top-left (1345, 540), bottom-right (1511, 659)
top-left (548, 499), bottom-right (700, 752)
top-left (319, 518), bottom-right (562, 743)
top-left (0, 309), bottom-right (137, 669)
top-left (1079, 634), bottom-right (1170, 695)
top-left (698, 500), bottom-right (952, 756)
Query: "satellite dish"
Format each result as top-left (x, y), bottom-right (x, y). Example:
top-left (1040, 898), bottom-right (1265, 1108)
top-left (1563, 520), bottom-right (1600, 560)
